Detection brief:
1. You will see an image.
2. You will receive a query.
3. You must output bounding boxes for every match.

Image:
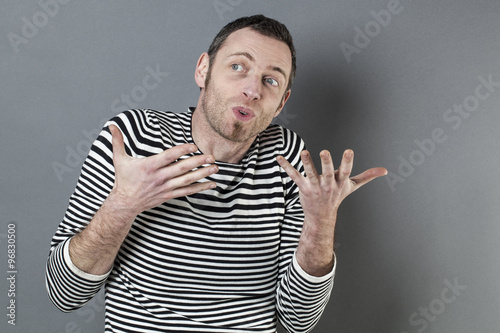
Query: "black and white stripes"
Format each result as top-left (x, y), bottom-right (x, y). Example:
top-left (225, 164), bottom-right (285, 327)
top-left (46, 109), bottom-right (334, 332)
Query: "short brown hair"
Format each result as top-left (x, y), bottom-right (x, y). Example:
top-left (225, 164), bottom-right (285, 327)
top-left (207, 15), bottom-right (296, 92)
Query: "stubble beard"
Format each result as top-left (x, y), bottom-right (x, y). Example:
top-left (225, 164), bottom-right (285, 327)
top-left (200, 72), bottom-right (285, 145)
top-left (201, 79), bottom-right (257, 143)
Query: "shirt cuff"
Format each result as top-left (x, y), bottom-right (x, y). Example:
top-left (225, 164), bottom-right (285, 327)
top-left (63, 238), bottom-right (112, 282)
top-left (292, 251), bottom-right (336, 283)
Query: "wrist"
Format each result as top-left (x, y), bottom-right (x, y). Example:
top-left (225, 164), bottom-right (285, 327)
top-left (295, 215), bottom-right (337, 276)
top-left (106, 189), bottom-right (142, 221)
top-left (302, 215), bottom-right (336, 245)
top-left (295, 244), bottom-right (334, 277)
top-left (293, 251), bottom-right (336, 280)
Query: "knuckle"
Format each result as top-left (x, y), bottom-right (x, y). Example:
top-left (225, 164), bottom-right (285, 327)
top-left (305, 170), bottom-right (317, 178)
top-left (303, 186), bottom-right (320, 197)
top-left (321, 184), bottom-right (334, 194)
top-left (161, 179), bottom-right (173, 191)
top-left (139, 162), bottom-right (154, 175)
top-left (341, 169), bottom-right (351, 177)
top-left (324, 172), bottom-right (335, 180)
top-left (178, 161), bottom-right (194, 174)
top-left (151, 176), bottom-right (165, 188)
top-left (312, 187), bottom-right (322, 196)
top-left (163, 192), bottom-right (174, 202)
top-left (184, 171), bottom-right (202, 185)
top-left (166, 146), bottom-right (187, 161)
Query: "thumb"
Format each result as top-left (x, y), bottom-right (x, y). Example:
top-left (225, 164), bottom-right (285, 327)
top-left (350, 167), bottom-right (388, 189)
top-left (109, 124), bottom-right (127, 160)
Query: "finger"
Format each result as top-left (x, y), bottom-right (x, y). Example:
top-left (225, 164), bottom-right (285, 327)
top-left (109, 125), bottom-right (128, 160)
top-left (276, 155), bottom-right (305, 186)
top-left (162, 164), bottom-right (219, 192)
top-left (166, 181), bottom-right (217, 200)
top-left (319, 150), bottom-right (335, 180)
top-left (338, 149), bottom-right (354, 182)
top-left (150, 143), bottom-right (199, 170)
top-left (160, 154), bottom-right (217, 182)
top-left (301, 150), bottom-right (320, 183)
top-left (350, 167), bottom-right (388, 189)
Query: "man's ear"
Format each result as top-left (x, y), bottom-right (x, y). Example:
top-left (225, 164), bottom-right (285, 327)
top-left (274, 90), bottom-right (291, 118)
top-left (195, 53), bottom-right (210, 89)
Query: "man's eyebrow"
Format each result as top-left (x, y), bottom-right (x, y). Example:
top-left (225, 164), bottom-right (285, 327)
top-left (269, 65), bottom-right (287, 82)
top-left (228, 52), bottom-right (255, 62)
top-left (228, 52), bottom-right (288, 81)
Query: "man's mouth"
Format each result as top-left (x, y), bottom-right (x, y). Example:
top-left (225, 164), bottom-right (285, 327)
top-left (232, 107), bottom-right (254, 121)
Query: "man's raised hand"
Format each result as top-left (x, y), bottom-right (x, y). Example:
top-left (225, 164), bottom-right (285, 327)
top-left (109, 124), bottom-right (218, 216)
top-left (277, 149), bottom-right (386, 218)
top-left (276, 149), bottom-right (387, 276)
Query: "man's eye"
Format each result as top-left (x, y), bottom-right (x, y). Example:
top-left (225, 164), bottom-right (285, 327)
top-left (231, 64), bottom-right (243, 71)
top-left (264, 78), bottom-right (278, 87)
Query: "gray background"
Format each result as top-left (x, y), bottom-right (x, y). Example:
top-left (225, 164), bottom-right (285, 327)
top-left (1, 0), bottom-right (499, 332)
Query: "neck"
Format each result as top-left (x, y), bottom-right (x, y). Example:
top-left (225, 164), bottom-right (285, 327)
top-left (191, 107), bottom-right (255, 164)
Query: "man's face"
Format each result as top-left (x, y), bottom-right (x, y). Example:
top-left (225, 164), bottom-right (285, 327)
top-left (199, 27), bottom-right (292, 144)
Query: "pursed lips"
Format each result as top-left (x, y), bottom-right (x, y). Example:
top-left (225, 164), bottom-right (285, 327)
top-left (232, 106), bottom-right (255, 120)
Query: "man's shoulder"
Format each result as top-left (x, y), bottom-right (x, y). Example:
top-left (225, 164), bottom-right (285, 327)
top-left (111, 109), bottom-right (191, 126)
top-left (116, 108), bottom-right (189, 118)
top-left (261, 123), bottom-right (302, 141)
top-left (258, 123), bottom-right (304, 154)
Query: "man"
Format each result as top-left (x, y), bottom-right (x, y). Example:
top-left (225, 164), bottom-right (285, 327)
top-left (46, 15), bottom-right (386, 332)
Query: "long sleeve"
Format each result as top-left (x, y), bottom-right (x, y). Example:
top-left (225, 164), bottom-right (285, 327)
top-left (45, 110), bottom-right (160, 312)
top-left (45, 238), bottom-right (111, 312)
top-left (46, 109), bottom-right (335, 331)
top-left (275, 127), bottom-right (335, 332)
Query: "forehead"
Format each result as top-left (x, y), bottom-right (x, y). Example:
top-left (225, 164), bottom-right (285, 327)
top-left (216, 27), bottom-right (292, 76)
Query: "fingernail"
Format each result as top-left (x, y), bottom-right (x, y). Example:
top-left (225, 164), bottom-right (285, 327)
top-left (206, 156), bottom-right (215, 164)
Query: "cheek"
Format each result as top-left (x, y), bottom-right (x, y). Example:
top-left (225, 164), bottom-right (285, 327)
top-left (260, 110), bottom-right (277, 127)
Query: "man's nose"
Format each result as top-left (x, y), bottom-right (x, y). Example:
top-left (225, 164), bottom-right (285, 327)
top-left (242, 75), bottom-right (261, 101)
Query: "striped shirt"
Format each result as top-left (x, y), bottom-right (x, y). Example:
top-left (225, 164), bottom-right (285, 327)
top-left (45, 109), bottom-right (335, 332)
